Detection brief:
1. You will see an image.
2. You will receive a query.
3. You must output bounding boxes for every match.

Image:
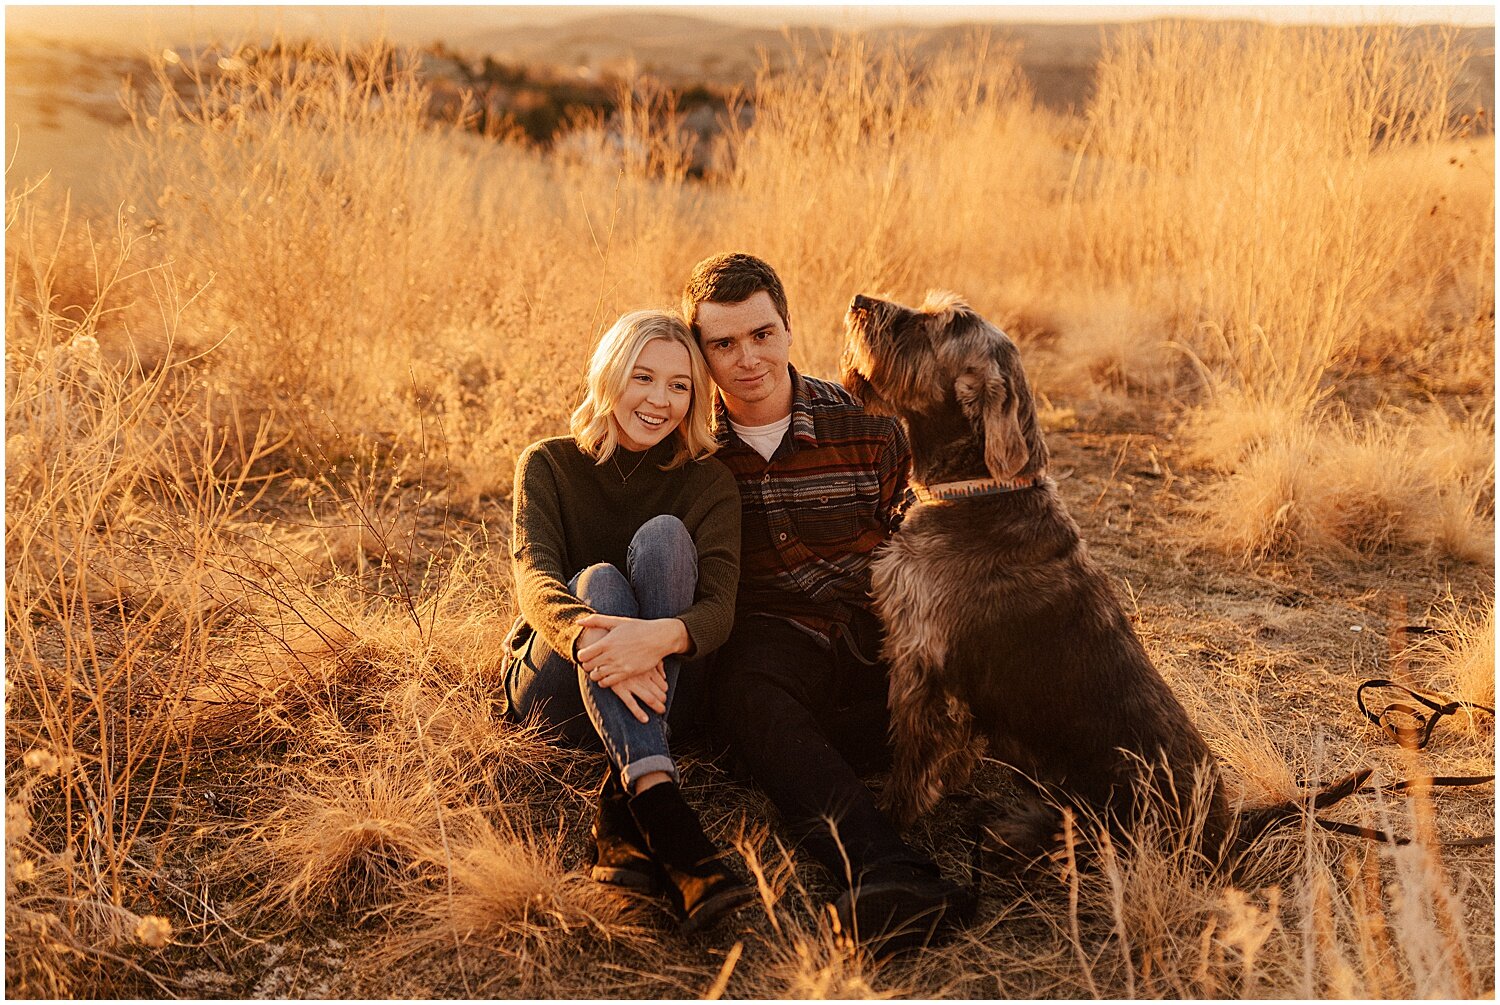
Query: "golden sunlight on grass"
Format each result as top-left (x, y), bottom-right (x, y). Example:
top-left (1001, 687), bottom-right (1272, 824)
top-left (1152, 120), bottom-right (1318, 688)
top-left (5, 23), bottom-right (1492, 998)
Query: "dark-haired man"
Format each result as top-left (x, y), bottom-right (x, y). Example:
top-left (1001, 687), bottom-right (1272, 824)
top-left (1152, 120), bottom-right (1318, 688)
top-left (681, 252), bottom-right (973, 956)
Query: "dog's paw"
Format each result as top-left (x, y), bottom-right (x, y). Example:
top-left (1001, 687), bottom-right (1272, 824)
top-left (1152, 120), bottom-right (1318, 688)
top-left (981, 801), bottom-right (1062, 862)
top-left (879, 772), bottom-right (944, 829)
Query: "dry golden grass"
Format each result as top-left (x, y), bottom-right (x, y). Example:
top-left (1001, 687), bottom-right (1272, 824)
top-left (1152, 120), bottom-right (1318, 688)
top-left (1080, 24), bottom-right (1480, 404)
top-left (6, 25), bottom-right (1492, 999)
top-left (1188, 400), bottom-right (1494, 563)
top-left (1404, 598), bottom-right (1498, 734)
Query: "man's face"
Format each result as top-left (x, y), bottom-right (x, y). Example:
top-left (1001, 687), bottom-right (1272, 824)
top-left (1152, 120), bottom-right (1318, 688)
top-left (695, 290), bottom-right (794, 423)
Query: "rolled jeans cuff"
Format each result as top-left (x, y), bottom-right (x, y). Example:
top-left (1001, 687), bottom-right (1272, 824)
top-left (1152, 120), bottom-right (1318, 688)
top-left (620, 754), bottom-right (677, 791)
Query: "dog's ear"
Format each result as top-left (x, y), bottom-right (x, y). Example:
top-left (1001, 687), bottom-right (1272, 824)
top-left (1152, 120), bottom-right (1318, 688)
top-left (840, 341), bottom-right (891, 415)
top-left (954, 358), bottom-right (1028, 481)
top-left (841, 358), bottom-right (894, 416)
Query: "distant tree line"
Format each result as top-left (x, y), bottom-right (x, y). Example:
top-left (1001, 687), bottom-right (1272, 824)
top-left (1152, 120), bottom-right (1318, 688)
top-left (422, 42), bottom-right (731, 147)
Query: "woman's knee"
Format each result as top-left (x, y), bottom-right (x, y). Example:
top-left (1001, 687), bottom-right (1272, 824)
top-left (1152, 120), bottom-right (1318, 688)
top-left (571, 563), bottom-right (638, 618)
top-left (633, 513), bottom-right (691, 547)
top-left (628, 516), bottom-right (696, 610)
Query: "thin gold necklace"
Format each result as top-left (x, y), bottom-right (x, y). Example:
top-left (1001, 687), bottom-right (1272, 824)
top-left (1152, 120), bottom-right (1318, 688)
top-left (611, 449), bottom-right (649, 484)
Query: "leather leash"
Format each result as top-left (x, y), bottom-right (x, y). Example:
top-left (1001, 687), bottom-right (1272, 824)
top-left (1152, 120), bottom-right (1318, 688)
top-left (1355, 678), bottom-right (1495, 751)
top-left (1298, 765), bottom-right (1494, 848)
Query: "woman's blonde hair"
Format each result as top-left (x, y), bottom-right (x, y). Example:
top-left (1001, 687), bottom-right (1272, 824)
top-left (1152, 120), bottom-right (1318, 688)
top-left (570, 310), bottom-right (717, 469)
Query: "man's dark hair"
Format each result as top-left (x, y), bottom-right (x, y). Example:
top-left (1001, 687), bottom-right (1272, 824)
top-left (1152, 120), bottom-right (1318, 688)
top-left (681, 252), bottom-right (790, 337)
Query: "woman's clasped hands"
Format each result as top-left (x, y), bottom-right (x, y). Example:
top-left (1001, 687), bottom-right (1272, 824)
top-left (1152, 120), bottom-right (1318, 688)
top-left (576, 614), bottom-right (687, 723)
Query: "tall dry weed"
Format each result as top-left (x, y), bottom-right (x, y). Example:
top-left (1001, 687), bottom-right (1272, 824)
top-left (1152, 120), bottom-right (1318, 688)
top-left (1080, 23), bottom-right (1475, 409)
top-left (125, 43), bottom-right (496, 457)
top-left (3, 189), bottom-right (283, 995)
top-left (1075, 23), bottom-right (1491, 564)
top-left (123, 40), bottom-right (707, 492)
top-left (711, 34), bottom-right (1064, 376)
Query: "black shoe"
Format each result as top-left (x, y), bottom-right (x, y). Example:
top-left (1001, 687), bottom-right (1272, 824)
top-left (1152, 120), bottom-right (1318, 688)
top-left (833, 862), bottom-right (976, 959)
top-left (628, 781), bottom-right (756, 933)
top-left (590, 767), bottom-right (662, 893)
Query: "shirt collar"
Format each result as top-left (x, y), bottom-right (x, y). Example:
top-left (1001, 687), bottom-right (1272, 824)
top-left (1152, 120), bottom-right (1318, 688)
top-left (713, 365), bottom-right (819, 450)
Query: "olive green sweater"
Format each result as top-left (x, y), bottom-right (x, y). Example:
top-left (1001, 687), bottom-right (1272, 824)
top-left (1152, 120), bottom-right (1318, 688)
top-left (510, 436), bottom-right (741, 663)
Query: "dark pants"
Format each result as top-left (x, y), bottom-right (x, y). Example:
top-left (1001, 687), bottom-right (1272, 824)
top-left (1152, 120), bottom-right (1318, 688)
top-left (711, 609), bottom-right (928, 886)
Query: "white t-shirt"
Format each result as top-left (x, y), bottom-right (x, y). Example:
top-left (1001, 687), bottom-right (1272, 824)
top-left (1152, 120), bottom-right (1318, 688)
top-left (730, 414), bottom-right (792, 462)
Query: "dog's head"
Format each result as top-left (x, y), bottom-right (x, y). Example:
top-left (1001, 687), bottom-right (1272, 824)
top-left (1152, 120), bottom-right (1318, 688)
top-left (841, 291), bottom-right (1046, 484)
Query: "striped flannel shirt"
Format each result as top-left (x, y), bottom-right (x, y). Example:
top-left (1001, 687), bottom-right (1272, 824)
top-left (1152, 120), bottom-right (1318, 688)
top-left (713, 367), bottom-right (913, 646)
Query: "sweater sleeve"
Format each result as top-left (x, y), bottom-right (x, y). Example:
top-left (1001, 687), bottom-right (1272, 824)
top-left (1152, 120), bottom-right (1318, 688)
top-left (511, 443), bottom-right (592, 662)
top-left (674, 461), bottom-right (741, 659)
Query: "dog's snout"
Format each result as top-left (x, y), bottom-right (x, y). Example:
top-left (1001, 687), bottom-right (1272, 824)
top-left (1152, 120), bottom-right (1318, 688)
top-left (850, 294), bottom-right (875, 312)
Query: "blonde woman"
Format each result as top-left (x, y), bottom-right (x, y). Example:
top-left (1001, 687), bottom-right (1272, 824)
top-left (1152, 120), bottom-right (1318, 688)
top-left (502, 309), bottom-right (751, 932)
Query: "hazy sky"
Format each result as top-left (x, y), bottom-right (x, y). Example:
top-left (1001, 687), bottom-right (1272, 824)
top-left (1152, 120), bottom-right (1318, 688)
top-left (5, 3), bottom-right (1494, 47)
top-left (690, 4), bottom-right (1495, 25)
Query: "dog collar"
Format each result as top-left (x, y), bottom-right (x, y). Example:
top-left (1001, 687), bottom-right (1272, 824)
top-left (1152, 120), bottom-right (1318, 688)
top-left (912, 476), bottom-right (1038, 503)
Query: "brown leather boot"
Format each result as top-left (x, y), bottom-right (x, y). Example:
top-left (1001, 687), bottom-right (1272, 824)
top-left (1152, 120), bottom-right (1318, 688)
top-left (627, 781), bottom-right (755, 933)
top-left (589, 766), bottom-right (662, 892)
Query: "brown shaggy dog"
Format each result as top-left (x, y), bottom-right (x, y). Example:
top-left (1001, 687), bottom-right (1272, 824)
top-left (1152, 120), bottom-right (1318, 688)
top-left (841, 291), bottom-right (1231, 866)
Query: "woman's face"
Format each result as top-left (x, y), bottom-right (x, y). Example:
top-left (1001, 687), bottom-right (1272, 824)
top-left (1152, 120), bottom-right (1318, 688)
top-left (612, 337), bottom-right (694, 452)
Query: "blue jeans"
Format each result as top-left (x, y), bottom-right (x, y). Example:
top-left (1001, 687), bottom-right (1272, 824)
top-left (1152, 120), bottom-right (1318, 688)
top-left (504, 515), bottom-right (698, 790)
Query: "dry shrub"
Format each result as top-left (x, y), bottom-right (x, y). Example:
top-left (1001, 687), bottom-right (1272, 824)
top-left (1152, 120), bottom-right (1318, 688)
top-left (1188, 421), bottom-right (1315, 562)
top-left (1189, 402), bottom-right (1494, 563)
top-left (1179, 388), bottom-right (1312, 474)
top-left (1440, 604), bottom-right (1496, 715)
top-left (1035, 287), bottom-right (1184, 399)
top-left (383, 816), bottom-right (645, 993)
top-left (236, 620), bottom-right (585, 926)
top-left (245, 742), bottom-right (457, 919)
